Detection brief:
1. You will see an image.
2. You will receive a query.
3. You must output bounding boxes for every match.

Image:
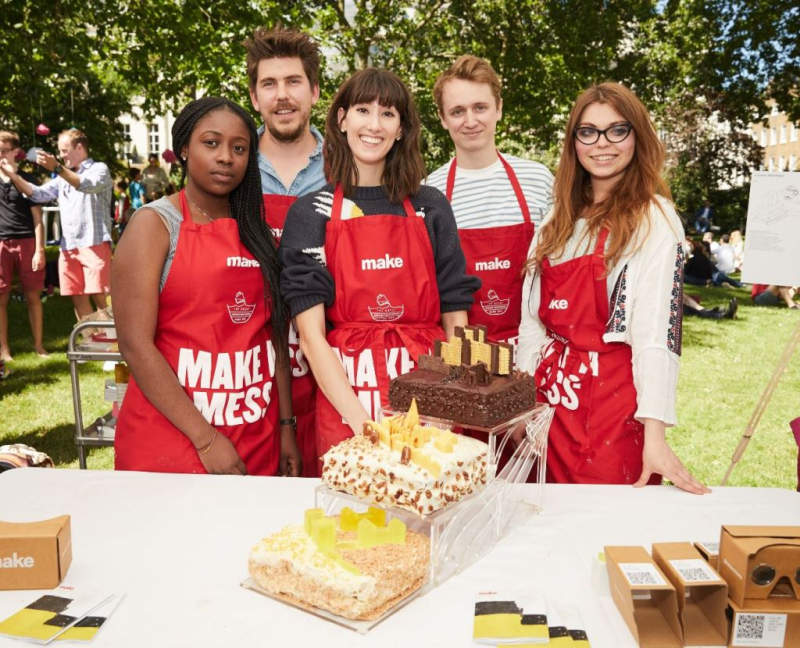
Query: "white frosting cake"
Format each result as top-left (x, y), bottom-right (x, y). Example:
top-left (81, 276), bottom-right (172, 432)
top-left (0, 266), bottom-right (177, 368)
top-left (321, 417), bottom-right (489, 515)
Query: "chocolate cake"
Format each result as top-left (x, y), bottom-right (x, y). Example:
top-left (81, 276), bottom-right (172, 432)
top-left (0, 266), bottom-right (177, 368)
top-left (388, 325), bottom-right (536, 428)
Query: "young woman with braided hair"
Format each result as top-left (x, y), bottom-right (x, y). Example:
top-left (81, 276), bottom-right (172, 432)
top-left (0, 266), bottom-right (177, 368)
top-left (113, 97), bottom-right (301, 475)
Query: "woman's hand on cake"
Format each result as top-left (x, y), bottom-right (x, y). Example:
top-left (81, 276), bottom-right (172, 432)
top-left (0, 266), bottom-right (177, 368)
top-left (197, 431), bottom-right (247, 475)
top-left (279, 426), bottom-right (302, 477)
top-left (634, 419), bottom-right (710, 494)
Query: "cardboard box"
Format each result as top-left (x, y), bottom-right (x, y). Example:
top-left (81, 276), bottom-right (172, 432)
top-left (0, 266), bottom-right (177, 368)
top-left (695, 540), bottom-right (721, 571)
top-left (605, 545), bottom-right (683, 648)
top-left (728, 598), bottom-right (800, 647)
top-left (718, 526), bottom-right (800, 607)
top-left (652, 542), bottom-right (729, 646)
top-left (0, 516), bottom-right (71, 590)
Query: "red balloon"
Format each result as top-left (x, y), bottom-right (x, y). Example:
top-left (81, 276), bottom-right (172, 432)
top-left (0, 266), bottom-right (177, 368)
top-left (36, 123), bottom-right (51, 136)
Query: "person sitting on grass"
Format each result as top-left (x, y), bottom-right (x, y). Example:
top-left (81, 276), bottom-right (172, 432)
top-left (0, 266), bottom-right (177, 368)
top-left (683, 293), bottom-right (737, 319)
top-left (684, 240), bottom-right (742, 288)
top-left (751, 284), bottom-right (800, 309)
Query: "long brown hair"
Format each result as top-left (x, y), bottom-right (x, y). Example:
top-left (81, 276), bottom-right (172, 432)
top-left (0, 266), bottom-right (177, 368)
top-left (531, 82), bottom-right (670, 272)
top-left (324, 68), bottom-right (425, 203)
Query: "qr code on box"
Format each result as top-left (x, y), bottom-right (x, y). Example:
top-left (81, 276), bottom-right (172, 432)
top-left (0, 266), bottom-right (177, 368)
top-left (736, 614), bottom-right (765, 640)
top-left (669, 559), bottom-right (718, 583)
top-left (619, 563), bottom-right (665, 587)
top-left (732, 612), bottom-right (786, 647)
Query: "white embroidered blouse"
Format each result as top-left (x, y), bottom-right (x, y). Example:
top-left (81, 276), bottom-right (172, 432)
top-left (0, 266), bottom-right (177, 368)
top-left (518, 195), bottom-right (685, 426)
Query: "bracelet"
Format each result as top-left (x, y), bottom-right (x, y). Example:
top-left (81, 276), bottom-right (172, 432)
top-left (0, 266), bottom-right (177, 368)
top-left (279, 416), bottom-right (297, 429)
top-left (196, 429), bottom-right (217, 455)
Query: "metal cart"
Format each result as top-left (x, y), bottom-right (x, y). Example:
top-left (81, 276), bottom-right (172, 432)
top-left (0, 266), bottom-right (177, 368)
top-left (67, 319), bottom-right (122, 469)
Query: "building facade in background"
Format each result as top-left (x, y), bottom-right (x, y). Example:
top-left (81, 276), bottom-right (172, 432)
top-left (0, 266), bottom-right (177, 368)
top-left (117, 99), bottom-right (175, 168)
top-left (751, 102), bottom-right (800, 173)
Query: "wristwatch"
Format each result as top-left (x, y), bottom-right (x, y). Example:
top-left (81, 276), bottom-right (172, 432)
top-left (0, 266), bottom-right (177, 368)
top-left (52, 163), bottom-right (63, 175)
top-left (279, 416), bottom-right (297, 430)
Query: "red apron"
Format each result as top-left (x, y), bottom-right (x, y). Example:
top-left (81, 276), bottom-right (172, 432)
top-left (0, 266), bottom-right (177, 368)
top-left (115, 190), bottom-right (280, 474)
top-left (315, 185), bottom-right (445, 459)
top-left (446, 153), bottom-right (534, 346)
top-left (263, 194), bottom-right (319, 477)
top-left (534, 229), bottom-right (661, 485)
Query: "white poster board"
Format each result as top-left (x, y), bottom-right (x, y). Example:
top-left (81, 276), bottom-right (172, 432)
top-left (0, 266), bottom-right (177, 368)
top-left (741, 171), bottom-right (800, 286)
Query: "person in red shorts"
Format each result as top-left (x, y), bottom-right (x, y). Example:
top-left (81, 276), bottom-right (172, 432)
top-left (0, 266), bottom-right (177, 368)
top-left (0, 131), bottom-right (47, 360)
top-left (1, 128), bottom-right (113, 322)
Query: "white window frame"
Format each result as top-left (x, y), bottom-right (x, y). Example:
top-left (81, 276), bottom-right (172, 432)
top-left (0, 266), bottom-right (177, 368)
top-left (148, 123), bottom-right (160, 155)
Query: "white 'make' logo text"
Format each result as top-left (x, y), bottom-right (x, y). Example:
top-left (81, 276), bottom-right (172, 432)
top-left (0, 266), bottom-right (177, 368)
top-left (475, 257), bottom-right (511, 271)
top-left (361, 254), bottom-right (404, 271)
top-left (548, 298), bottom-right (568, 310)
top-left (226, 256), bottom-right (260, 268)
top-left (0, 553), bottom-right (35, 568)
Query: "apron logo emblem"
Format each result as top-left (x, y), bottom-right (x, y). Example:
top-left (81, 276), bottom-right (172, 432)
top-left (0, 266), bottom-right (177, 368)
top-left (368, 294), bottom-right (404, 322)
top-left (480, 289), bottom-right (510, 316)
top-left (475, 257), bottom-right (511, 271)
top-left (226, 291), bottom-right (256, 324)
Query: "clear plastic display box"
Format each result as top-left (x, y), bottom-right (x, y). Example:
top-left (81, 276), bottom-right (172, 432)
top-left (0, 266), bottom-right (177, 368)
top-left (316, 402), bottom-right (553, 588)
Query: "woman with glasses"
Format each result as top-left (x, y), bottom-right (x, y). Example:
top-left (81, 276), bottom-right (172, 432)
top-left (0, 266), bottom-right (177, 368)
top-left (518, 82), bottom-right (708, 494)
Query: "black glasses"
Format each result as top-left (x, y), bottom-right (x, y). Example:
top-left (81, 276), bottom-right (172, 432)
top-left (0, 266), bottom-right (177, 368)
top-left (574, 123), bottom-right (633, 145)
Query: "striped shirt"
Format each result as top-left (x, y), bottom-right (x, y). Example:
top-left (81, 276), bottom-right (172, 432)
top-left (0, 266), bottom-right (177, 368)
top-left (427, 154), bottom-right (554, 229)
top-left (28, 158), bottom-right (113, 250)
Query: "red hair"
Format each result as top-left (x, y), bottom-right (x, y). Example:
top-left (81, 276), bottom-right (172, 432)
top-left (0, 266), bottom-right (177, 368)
top-left (531, 82), bottom-right (670, 272)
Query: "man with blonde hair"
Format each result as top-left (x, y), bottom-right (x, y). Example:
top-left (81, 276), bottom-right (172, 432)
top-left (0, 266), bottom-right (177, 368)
top-left (0, 128), bottom-right (113, 321)
top-left (0, 131), bottom-right (47, 360)
top-left (428, 55), bottom-right (553, 347)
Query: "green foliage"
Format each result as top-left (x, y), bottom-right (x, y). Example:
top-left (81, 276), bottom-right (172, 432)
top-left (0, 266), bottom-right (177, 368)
top-left (1, 1), bottom-right (799, 200)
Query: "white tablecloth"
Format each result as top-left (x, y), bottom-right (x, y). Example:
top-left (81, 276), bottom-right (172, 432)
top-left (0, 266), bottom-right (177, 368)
top-left (0, 469), bottom-right (798, 647)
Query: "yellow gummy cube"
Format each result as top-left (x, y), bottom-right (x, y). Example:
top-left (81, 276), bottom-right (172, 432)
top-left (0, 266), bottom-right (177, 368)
top-left (365, 506), bottom-right (386, 527)
top-left (410, 447), bottom-right (442, 479)
top-left (339, 507), bottom-right (360, 531)
top-left (385, 518), bottom-right (406, 544)
top-left (357, 518), bottom-right (378, 548)
top-left (310, 517), bottom-right (336, 554)
top-left (434, 435), bottom-right (455, 453)
top-left (407, 399), bottom-right (420, 428)
top-left (304, 508), bottom-right (324, 535)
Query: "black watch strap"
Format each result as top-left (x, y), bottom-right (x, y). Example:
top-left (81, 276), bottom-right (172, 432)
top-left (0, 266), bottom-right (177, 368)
top-left (53, 163), bottom-right (63, 175)
top-left (279, 416), bottom-right (297, 428)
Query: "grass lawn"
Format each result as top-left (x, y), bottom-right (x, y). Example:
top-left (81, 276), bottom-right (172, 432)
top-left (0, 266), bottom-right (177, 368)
top-left (1, 284), bottom-right (799, 488)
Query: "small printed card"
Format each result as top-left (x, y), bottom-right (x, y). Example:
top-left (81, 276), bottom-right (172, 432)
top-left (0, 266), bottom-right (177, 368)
top-left (546, 603), bottom-right (591, 647)
top-left (0, 587), bottom-right (117, 645)
top-left (473, 590), bottom-right (548, 645)
top-left (55, 594), bottom-right (124, 643)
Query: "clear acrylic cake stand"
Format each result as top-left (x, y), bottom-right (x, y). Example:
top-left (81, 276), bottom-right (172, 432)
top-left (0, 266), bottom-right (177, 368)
top-left (316, 403), bottom-right (554, 589)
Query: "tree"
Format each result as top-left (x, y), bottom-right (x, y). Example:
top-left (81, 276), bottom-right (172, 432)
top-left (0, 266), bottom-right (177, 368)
top-left (1, 1), bottom-right (132, 171)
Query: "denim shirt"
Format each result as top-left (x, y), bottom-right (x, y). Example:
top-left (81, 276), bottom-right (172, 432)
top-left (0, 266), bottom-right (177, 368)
top-left (28, 158), bottom-right (113, 250)
top-left (256, 124), bottom-right (325, 197)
